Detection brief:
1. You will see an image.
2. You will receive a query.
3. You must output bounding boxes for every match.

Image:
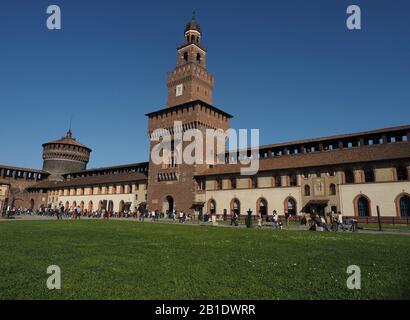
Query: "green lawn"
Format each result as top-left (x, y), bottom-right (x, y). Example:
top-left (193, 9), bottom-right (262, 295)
top-left (0, 220), bottom-right (409, 300)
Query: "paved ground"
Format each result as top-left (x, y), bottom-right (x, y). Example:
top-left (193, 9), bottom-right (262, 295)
top-left (1, 214), bottom-right (409, 235)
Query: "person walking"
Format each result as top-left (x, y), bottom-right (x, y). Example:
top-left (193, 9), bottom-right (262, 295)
top-left (76, 205), bottom-right (81, 219)
top-left (257, 214), bottom-right (263, 229)
top-left (284, 211), bottom-right (290, 227)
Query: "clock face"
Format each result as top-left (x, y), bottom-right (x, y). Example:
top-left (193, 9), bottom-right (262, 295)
top-left (176, 84), bottom-right (183, 97)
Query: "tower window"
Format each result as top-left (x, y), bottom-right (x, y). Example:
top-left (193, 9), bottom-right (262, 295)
top-left (397, 166), bottom-right (408, 181)
top-left (183, 52), bottom-right (188, 62)
top-left (196, 53), bottom-right (201, 64)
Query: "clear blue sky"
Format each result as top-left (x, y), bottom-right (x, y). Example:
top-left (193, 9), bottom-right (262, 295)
top-left (0, 0), bottom-right (409, 169)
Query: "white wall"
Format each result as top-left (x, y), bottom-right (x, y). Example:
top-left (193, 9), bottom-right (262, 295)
top-left (339, 181), bottom-right (409, 216)
top-left (204, 187), bottom-right (301, 216)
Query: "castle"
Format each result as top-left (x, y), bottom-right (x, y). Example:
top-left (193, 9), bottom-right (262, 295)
top-left (1, 16), bottom-right (409, 221)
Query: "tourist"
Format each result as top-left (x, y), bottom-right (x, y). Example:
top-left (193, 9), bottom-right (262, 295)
top-left (284, 211), bottom-right (290, 227)
top-left (76, 205), bottom-right (81, 219)
top-left (337, 211), bottom-right (347, 231)
top-left (257, 214), bottom-right (263, 229)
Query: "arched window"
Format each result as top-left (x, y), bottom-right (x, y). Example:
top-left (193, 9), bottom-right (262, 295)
top-left (304, 185), bottom-right (311, 196)
top-left (396, 166), bottom-right (408, 181)
top-left (183, 52), bottom-right (188, 62)
top-left (345, 170), bottom-right (355, 183)
top-left (257, 198), bottom-right (267, 216)
top-left (329, 184), bottom-right (336, 195)
top-left (356, 196), bottom-right (370, 217)
top-left (196, 53), bottom-right (201, 64)
top-left (364, 167), bottom-right (375, 182)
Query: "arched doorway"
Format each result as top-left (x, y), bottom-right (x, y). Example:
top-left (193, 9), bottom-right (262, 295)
top-left (355, 195), bottom-right (371, 217)
top-left (12, 198), bottom-right (23, 209)
top-left (88, 201), bottom-right (93, 212)
top-left (208, 199), bottom-right (216, 215)
top-left (231, 198), bottom-right (240, 215)
top-left (65, 201), bottom-right (69, 211)
top-left (29, 199), bottom-right (35, 210)
top-left (164, 196), bottom-right (174, 214)
top-left (257, 198), bottom-right (267, 218)
top-left (119, 200), bottom-right (125, 213)
top-left (284, 197), bottom-right (297, 215)
top-left (80, 201), bottom-right (84, 213)
top-left (396, 194), bottom-right (410, 217)
top-left (108, 200), bottom-right (114, 213)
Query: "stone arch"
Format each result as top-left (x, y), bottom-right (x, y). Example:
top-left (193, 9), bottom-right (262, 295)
top-left (163, 195), bottom-right (175, 214)
top-left (29, 198), bottom-right (35, 210)
top-left (230, 198), bottom-right (241, 215)
top-left (11, 198), bottom-right (23, 209)
top-left (108, 200), bottom-right (114, 213)
top-left (207, 198), bottom-right (216, 215)
top-left (256, 197), bottom-right (268, 216)
top-left (284, 196), bottom-right (297, 215)
top-left (88, 200), bottom-right (93, 212)
top-left (119, 200), bottom-right (125, 213)
top-left (395, 192), bottom-right (410, 217)
top-left (353, 194), bottom-right (371, 217)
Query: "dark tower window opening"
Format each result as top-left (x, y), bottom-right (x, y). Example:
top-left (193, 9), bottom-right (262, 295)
top-left (196, 53), bottom-right (201, 64)
top-left (329, 183), bottom-right (336, 195)
top-left (364, 167), bottom-right (375, 182)
top-left (304, 185), bottom-right (311, 196)
top-left (183, 52), bottom-right (188, 62)
top-left (397, 166), bottom-right (408, 181)
top-left (345, 170), bottom-right (354, 183)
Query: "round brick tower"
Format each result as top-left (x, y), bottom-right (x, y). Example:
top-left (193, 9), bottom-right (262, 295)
top-left (42, 130), bottom-right (92, 180)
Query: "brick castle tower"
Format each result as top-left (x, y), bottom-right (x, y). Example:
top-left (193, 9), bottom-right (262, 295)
top-left (146, 14), bottom-right (232, 214)
top-left (42, 130), bottom-right (91, 180)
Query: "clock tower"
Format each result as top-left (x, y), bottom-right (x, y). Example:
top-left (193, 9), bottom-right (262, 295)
top-left (166, 13), bottom-right (215, 107)
top-left (146, 14), bottom-right (232, 215)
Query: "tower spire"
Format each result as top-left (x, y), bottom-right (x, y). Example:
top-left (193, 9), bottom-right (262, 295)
top-left (166, 15), bottom-right (214, 107)
top-left (67, 115), bottom-right (73, 138)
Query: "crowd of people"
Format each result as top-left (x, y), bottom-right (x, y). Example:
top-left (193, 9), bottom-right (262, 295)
top-left (1, 203), bottom-right (357, 232)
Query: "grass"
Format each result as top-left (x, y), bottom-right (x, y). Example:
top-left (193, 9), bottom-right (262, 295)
top-left (0, 220), bottom-right (409, 300)
top-left (360, 223), bottom-right (410, 231)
